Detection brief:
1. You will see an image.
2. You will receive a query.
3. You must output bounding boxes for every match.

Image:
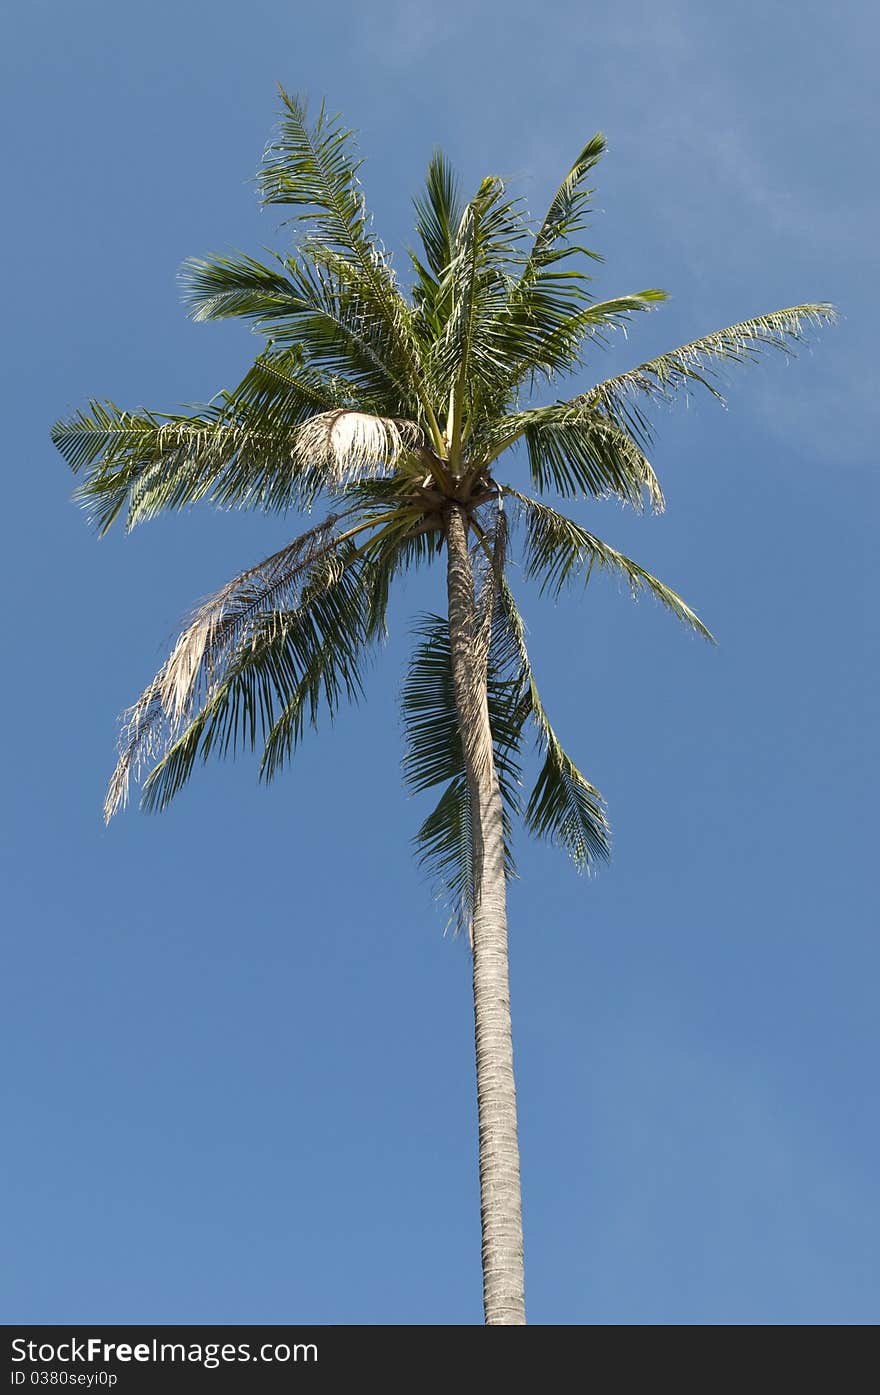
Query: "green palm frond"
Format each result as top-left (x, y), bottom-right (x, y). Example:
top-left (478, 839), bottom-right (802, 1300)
top-left (179, 250), bottom-right (302, 326)
top-left (104, 530), bottom-right (355, 815)
top-left (478, 305), bottom-right (835, 501)
top-left (495, 583), bottom-right (611, 871)
top-left (107, 497), bottom-right (444, 818)
top-left (52, 399), bottom-right (322, 532)
top-left (410, 150), bottom-right (463, 339)
top-left (509, 290), bottom-right (668, 385)
top-left (413, 150), bottom-right (464, 283)
top-left (431, 175), bottom-right (530, 458)
top-left (529, 133), bottom-right (607, 266)
top-left (255, 550), bottom-right (385, 782)
top-left (479, 401), bottom-right (664, 510)
top-left (402, 613), bottom-right (522, 933)
top-left (53, 359), bottom-right (424, 534)
top-left (412, 777), bottom-right (475, 936)
top-left (183, 94), bottom-right (435, 420)
top-left (227, 345), bottom-right (355, 416)
top-left (582, 304), bottom-right (838, 444)
top-left (462, 136), bottom-right (664, 408)
top-left (524, 736), bottom-right (611, 872)
top-left (182, 252), bottom-right (417, 412)
top-left (256, 90), bottom-right (445, 438)
top-left (402, 614), bottom-right (523, 797)
top-left (482, 132), bottom-right (618, 385)
top-left (260, 90), bottom-right (373, 256)
top-left (525, 406), bottom-right (664, 508)
top-left (506, 489), bottom-right (713, 638)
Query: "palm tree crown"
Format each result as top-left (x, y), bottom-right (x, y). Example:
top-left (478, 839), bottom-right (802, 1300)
top-left (52, 90), bottom-right (834, 1322)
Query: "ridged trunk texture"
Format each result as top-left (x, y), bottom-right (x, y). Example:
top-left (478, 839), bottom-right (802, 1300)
top-left (445, 503), bottom-right (526, 1325)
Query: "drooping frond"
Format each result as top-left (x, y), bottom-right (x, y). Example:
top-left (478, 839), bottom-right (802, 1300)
top-left (412, 777), bottom-right (475, 937)
top-left (402, 613), bottom-right (522, 934)
top-left (524, 734), bottom-right (611, 872)
top-left (349, 496), bottom-right (447, 634)
top-left (254, 548), bottom-right (388, 783)
top-left (105, 526), bottom-right (384, 819)
top-left (402, 614), bottom-right (523, 800)
top-left (141, 549), bottom-right (374, 812)
top-left (157, 515), bottom-right (347, 725)
top-left (495, 582), bottom-right (611, 871)
top-left (506, 489), bottom-right (713, 638)
top-left (526, 405), bottom-right (665, 509)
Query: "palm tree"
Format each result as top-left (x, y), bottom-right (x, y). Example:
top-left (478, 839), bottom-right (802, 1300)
top-left (52, 91), bottom-right (833, 1325)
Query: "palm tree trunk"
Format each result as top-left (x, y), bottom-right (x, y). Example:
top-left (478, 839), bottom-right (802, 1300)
top-left (445, 502), bottom-right (526, 1325)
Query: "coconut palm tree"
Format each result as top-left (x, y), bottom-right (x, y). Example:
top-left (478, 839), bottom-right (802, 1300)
top-left (52, 91), bottom-right (833, 1325)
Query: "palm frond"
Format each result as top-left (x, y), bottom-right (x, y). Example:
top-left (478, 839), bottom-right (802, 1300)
top-left (484, 403), bottom-right (664, 510)
top-left (54, 91), bottom-right (838, 910)
top-left (302, 240), bottom-right (440, 420)
top-left (402, 614), bottom-right (523, 795)
top-left (456, 139), bottom-right (659, 412)
top-left (431, 176), bottom-right (530, 454)
top-left (495, 582), bottom-right (611, 871)
top-left (260, 90), bottom-right (371, 254)
top-left (53, 397), bottom-right (325, 532)
top-left (228, 345), bottom-right (356, 416)
top-left (506, 489), bottom-right (713, 638)
top-left (355, 507), bottom-right (446, 630)
top-left (157, 514), bottom-right (347, 725)
top-left (106, 533), bottom-right (377, 818)
top-left (530, 133), bottom-right (607, 267)
top-left (524, 737), bottom-right (610, 872)
top-left (414, 777), bottom-right (475, 937)
top-left (254, 550), bottom-right (382, 782)
top-left (581, 304), bottom-right (838, 440)
top-left (486, 133), bottom-right (607, 380)
top-left (181, 249), bottom-right (422, 412)
top-left (179, 250), bottom-right (302, 325)
top-left (476, 304), bottom-right (836, 499)
top-left (182, 252), bottom-right (416, 412)
top-left (413, 149), bottom-right (463, 282)
top-left (402, 612), bottom-right (522, 934)
top-left (409, 150), bottom-right (463, 340)
top-left (515, 290), bottom-right (667, 382)
top-left (256, 91), bottom-right (444, 431)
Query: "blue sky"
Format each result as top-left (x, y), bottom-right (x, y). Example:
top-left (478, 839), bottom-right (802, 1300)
top-left (2, 0), bottom-right (877, 1323)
